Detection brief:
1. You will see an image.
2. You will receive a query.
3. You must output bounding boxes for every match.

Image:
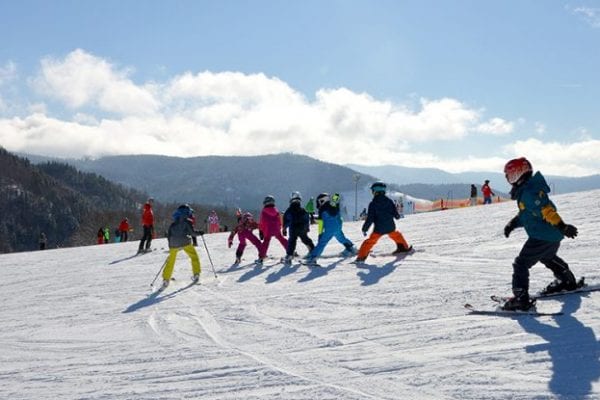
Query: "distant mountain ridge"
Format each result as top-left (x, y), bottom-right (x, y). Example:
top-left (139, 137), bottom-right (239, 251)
top-left (59, 153), bottom-right (381, 211)
top-left (347, 164), bottom-right (600, 195)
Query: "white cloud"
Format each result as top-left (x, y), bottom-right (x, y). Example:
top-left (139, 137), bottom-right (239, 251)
top-left (534, 122), bottom-right (546, 135)
top-left (570, 6), bottom-right (600, 28)
top-left (0, 61), bottom-right (17, 85)
top-left (503, 138), bottom-right (600, 176)
top-left (15, 49), bottom-right (598, 175)
top-left (477, 117), bottom-right (514, 135)
top-left (31, 49), bottom-right (160, 115)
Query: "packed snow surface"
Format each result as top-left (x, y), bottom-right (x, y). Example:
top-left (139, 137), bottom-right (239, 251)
top-left (2, 190), bottom-right (600, 399)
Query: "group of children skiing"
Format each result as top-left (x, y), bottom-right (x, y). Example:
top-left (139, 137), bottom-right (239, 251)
top-left (159, 156), bottom-right (581, 312)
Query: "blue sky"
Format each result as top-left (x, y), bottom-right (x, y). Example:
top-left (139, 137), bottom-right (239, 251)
top-left (1, 0), bottom-right (599, 176)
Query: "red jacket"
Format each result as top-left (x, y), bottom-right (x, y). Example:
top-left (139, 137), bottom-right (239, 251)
top-left (141, 203), bottom-right (154, 226)
top-left (482, 184), bottom-right (494, 198)
top-left (118, 219), bottom-right (130, 232)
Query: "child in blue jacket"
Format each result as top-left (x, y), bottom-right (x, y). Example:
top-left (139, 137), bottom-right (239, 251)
top-left (304, 193), bottom-right (357, 264)
top-left (502, 157), bottom-right (579, 311)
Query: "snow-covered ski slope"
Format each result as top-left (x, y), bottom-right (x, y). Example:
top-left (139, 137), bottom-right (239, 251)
top-left (2, 190), bottom-right (599, 400)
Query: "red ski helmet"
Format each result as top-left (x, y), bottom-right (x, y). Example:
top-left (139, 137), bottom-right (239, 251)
top-left (504, 157), bottom-right (533, 185)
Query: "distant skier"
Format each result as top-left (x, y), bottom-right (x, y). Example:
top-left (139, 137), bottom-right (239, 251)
top-left (482, 180), bottom-right (495, 204)
top-left (259, 195), bottom-right (288, 256)
top-left (355, 182), bottom-right (412, 262)
top-left (138, 198), bottom-right (154, 254)
top-left (160, 204), bottom-right (203, 289)
top-left (470, 184), bottom-right (477, 206)
top-left (118, 218), bottom-right (130, 242)
top-left (97, 227), bottom-right (104, 244)
top-left (208, 210), bottom-right (220, 234)
top-left (38, 232), bottom-right (47, 250)
top-left (304, 193), bottom-right (357, 264)
top-left (103, 227), bottom-right (110, 244)
top-left (501, 157), bottom-right (579, 311)
top-left (227, 211), bottom-right (265, 264)
top-left (282, 191), bottom-right (315, 264)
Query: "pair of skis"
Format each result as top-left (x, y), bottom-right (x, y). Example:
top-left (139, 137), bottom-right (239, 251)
top-left (465, 277), bottom-right (600, 317)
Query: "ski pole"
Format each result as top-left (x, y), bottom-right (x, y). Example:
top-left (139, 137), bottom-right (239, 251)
top-left (200, 234), bottom-right (218, 278)
top-left (150, 257), bottom-right (168, 288)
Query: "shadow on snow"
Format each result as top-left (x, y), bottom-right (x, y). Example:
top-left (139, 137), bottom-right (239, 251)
top-left (122, 281), bottom-right (197, 313)
top-left (519, 293), bottom-right (600, 399)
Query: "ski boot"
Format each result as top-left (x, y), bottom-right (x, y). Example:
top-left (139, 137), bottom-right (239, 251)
top-left (392, 244), bottom-right (413, 255)
top-left (341, 246), bottom-right (358, 257)
top-left (502, 290), bottom-right (535, 311)
top-left (541, 278), bottom-right (578, 295)
top-left (160, 279), bottom-right (170, 290)
top-left (192, 274), bottom-right (200, 283)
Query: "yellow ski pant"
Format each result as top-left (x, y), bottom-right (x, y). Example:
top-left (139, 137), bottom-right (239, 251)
top-left (162, 244), bottom-right (201, 280)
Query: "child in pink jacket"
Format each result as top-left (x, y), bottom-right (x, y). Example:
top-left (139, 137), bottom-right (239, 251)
top-left (228, 212), bottom-right (265, 264)
top-left (259, 195), bottom-right (288, 258)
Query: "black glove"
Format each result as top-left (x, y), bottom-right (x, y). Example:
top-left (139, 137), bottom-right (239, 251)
top-left (282, 229), bottom-right (287, 237)
top-left (504, 216), bottom-right (519, 238)
top-left (197, 230), bottom-right (204, 236)
top-left (557, 222), bottom-right (578, 238)
top-left (259, 231), bottom-right (264, 240)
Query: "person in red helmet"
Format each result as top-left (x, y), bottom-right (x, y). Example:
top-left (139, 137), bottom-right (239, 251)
top-left (501, 157), bottom-right (579, 311)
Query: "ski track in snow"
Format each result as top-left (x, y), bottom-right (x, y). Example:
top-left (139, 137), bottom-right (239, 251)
top-left (1, 189), bottom-right (600, 399)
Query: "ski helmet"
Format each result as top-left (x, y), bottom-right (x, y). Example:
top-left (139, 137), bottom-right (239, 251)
top-left (174, 204), bottom-right (193, 219)
top-left (504, 157), bottom-right (533, 185)
top-left (370, 181), bottom-right (387, 194)
top-left (242, 212), bottom-right (253, 222)
top-left (290, 191), bottom-right (302, 204)
top-left (316, 193), bottom-right (330, 208)
top-left (331, 193), bottom-right (341, 206)
top-left (263, 195), bottom-right (275, 206)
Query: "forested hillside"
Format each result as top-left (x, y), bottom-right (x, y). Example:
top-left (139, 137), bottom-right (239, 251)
top-left (0, 148), bottom-right (238, 253)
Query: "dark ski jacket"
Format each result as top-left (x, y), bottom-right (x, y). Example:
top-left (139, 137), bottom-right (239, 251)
top-left (362, 193), bottom-right (399, 234)
top-left (509, 172), bottom-right (564, 242)
top-left (168, 217), bottom-right (200, 248)
top-left (283, 202), bottom-right (310, 235)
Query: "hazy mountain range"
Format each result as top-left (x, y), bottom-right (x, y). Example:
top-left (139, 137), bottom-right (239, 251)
top-left (347, 163), bottom-right (600, 195)
top-left (22, 153), bottom-right (600, 213)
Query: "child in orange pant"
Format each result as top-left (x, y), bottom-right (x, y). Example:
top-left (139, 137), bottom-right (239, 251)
top-left (356, 182), bottom-right (412, 262)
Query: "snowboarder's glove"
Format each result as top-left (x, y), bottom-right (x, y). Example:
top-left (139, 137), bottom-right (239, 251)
top-left (557, 222), bottom-right (578, 238)
top-left (282, 229), bottom-right (287, 237)
top-left (227, 240), bottom-right (233, 248)
top-left (362, 230), bottom-right (368, 237)
top-left (259, 231), bottom-right (264, 240)
top-left (504, 216), bottom-right (519, 238)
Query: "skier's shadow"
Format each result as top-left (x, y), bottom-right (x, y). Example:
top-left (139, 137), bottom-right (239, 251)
top-left (109, 254), bottom-right (139, 265)
top-left (518, 294), bottom-right (600, 398)
top-left (266, 263), bottom-right (302, 284)
top-left (122, 282), bottom-right (196, 313)
top-left (297, 261), bottom-right (340, 283)
top-left (238, 264), bottom-right (270, 283)
top-left (355, 260), bottom-right (398, 286)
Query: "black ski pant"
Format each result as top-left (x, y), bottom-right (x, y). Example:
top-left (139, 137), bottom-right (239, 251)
top-left (286, 230), bottom-right (315, 256)
top-left (139, 225), bottom-right (153, 251)
top-left (512, 238), bottom-right (571, 293)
